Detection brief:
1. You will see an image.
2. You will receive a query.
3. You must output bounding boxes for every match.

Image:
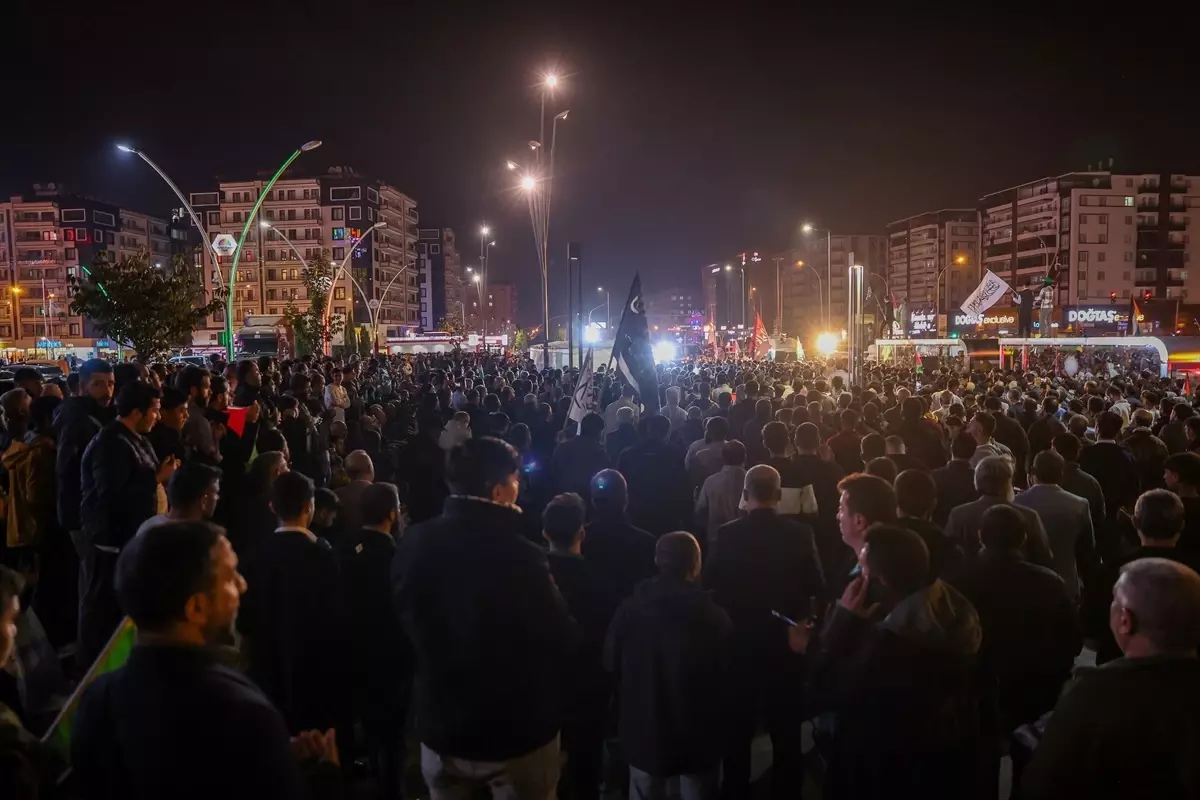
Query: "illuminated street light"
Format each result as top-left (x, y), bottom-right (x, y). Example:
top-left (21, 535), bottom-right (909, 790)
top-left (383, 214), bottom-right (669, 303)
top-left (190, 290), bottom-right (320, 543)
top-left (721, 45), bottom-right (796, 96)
top-left (724, 264), bottom-right (732, 272)
top-left (545, 73), bottom-right (559, 88)
top-left (480, 225), bottom-right (491, 237)
top-left (801, 223), bottom-right (814, 234)
top-left (472, 274), bottom-right (481, 283)
top-left (521, 175), bottom-right (537, 191)
top-left (115, 144), bottom-right (133, 153)
top-left (300, 140), bottom-right (323, 152)
top-left (816, 331), bottom-right (838, 355)
top-left (506, 160), bottom-right (519, 171)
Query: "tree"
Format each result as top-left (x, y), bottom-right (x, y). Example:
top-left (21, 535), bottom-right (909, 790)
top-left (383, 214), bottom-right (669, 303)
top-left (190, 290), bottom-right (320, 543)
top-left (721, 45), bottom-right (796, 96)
top-left (513, 328), bottom-right (529, 353)
top-left (436, 315), bottom-right (464, 337)
top-left (355, 325), bottom-right (372, 357)
top-left (283, 249), bottom-right (344, 357)
top-left (69, 249), bottom-right (224, 362)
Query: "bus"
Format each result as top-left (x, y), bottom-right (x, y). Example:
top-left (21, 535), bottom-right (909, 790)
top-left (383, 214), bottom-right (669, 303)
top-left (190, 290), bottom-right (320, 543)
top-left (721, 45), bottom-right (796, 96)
top-left (237, 315), bottom-right (292, 359)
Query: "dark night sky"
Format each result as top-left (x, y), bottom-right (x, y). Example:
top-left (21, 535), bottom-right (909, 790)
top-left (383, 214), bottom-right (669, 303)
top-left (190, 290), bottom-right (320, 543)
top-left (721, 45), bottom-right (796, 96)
top-left (5, 4), bottom-right (1197, 325)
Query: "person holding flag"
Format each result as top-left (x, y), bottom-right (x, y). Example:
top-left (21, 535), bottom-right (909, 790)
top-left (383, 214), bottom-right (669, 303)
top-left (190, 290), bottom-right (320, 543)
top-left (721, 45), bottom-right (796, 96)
top-left (611, 275), bottom-right (661, 416)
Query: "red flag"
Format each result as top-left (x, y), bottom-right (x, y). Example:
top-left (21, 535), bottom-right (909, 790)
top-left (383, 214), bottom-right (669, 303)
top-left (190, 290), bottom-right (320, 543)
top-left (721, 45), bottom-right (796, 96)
top-left (224, 406), bottom-right (250, 438)
top-left (750, 313), bottom-right (770, 359)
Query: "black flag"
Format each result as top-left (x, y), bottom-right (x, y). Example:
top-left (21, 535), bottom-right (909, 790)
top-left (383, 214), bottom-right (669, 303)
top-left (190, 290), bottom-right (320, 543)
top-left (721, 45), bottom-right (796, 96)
top-left (612, 273), bottom-right (660, 415)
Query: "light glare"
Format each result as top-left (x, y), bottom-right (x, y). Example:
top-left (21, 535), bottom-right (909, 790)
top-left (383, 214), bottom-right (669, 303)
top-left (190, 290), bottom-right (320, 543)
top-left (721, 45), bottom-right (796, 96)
top-left (816, 332), bottom-right (839, 355)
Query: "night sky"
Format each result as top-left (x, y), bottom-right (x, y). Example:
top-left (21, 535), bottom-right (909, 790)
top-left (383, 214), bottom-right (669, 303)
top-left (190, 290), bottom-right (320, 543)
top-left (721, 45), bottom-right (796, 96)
top-left (6, 4), bottom-right (1197, 326)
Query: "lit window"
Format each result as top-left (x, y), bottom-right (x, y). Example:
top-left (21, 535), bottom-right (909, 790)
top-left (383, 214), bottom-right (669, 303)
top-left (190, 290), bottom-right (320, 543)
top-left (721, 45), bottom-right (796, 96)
top-left (1124, 196), bottom-right (1134, 207)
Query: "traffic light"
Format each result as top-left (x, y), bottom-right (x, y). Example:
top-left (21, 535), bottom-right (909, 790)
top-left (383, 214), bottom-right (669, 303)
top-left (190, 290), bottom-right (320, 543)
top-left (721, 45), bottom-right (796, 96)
top-left (1110, 291), bottom-right (1117, 304)
top-left (1144, 290), bottom-right (1152, 301)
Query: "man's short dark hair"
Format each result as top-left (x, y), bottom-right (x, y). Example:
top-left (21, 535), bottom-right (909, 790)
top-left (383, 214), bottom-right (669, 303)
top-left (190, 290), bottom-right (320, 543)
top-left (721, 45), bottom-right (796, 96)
top-left (705, 416), bottom-right (729, 441)
top-left (446, 436), bottom-right (521, 497)
top-left (645, 413), bottom-right (670, 441)
top-left (116, 381), bottom-right (161, 418)
top-left (178, 365), bottom-right (209, 396)
top-left (79, 358), bottom-right (113, 384)
top-left (271, 471), bottom-right (315, 520)
top-left (361, 483), bottom-right (400, 527)
top-left (257, 428), bottom-right (286, 455)
top-left (794, 422), bottom-right (820, 451)
top-left (973, 411), bottom-right (997, 437)
top-left (1096, 410), bottom-right (1123, 440)
top-left (721, 439), bottom-right (746, 467)
top-left (865, 457), bottom-right (897, 484)
top-left (864, 524), bottom-right (930, 597)
top-left (1134, 489), bottom-right (1186, 542)
top-left (115, 522), bottom-right (223, 632)
top-left (579, 412), bottom-right (605, 438)
top-left (837, 473), bottom-right (897, 526)
top-left (840, 408), bottom-right (859, 430)
top-left (762, 421), bottom-right (790, 454)
top-left (1165, 452), bottom-right (1200, 487)
top-left (895, 469), bottom-right (937, 518)
top-left (12, 367), bottom-right (41, 385)
top-left (542, 492), bottom-right (586, 547)
top-left (167, 462), bottom-right (222, 510)
top-left (315, 488), bottom-right (340, 513)
top-left (951, 432), bottom-right (976, 460)
top-left (1031, 450), bottom-right (1065, 485)
top-left (1052, 432), bottom-right (1082, 462)
top-left (861, 433), bottom-right (886, 460)
top-left (982, 396), bottom-right (1002, 412)
top-left (979, 505), bottom-right (1027, 551)
top-left (160, 386), bottom-right (188, 412)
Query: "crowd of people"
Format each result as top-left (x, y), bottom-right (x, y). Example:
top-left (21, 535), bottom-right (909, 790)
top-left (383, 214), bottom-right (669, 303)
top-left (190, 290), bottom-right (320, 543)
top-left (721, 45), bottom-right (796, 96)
top-left (1, 348), bottom-right (1199, 799)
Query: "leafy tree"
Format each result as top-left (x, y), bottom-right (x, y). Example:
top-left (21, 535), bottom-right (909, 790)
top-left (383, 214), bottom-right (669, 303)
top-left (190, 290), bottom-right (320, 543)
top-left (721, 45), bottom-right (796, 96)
top-left (68, 249), bottom-right (224, 362)
top-left (554, 324), bottom-right (567, 342)
top-left (513, 328), bottom-right (529, 352)
top-left (283, 249), bottom-right (344, 357)
top-left (356, 325), bottom-right (372, 357)
top-left (436, 315), bottom-right (464, 337)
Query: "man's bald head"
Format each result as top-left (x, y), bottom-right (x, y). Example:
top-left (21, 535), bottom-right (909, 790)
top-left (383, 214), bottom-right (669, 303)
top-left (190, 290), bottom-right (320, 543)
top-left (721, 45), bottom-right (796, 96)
top-left (590, 469), bottom-right (628, 511)
top-left (345, 450), bottom-right (375, 482)
top-left (655, 531), bottom-right (701, 582)
top-left (743, 464), bottom-right (782, 507)
top-left (1114, 558), bottom-right (1200, 656)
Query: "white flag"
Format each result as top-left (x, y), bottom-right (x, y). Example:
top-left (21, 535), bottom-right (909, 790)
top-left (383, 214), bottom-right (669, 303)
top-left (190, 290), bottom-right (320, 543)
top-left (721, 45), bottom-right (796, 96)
top-left (568, 348), bottom-right (595, 424)
top-left (960, 270), bottom-right (1012, 317)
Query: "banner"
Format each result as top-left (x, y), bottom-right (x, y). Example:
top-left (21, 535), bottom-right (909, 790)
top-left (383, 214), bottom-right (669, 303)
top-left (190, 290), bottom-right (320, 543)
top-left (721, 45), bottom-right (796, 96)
top-left (612, 274), bottom-right (661, 414)
top-left (750, 313), bottom-right (770, 359)
top-left (568, 348), bottom-right (594, 423)
top-left (960, 270), bottom-right (1012, 317)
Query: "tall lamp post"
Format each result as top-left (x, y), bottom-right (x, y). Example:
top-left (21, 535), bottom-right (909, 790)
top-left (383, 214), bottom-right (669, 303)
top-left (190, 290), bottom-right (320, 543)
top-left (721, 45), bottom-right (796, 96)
top-left (597, 286), bottom-right (610, 331)
top-left (934, 254), bottom-right (968, 323)
top-left (795, 260), bottom-right (826, 331)
top-left (320, 221), bottom-right (388, 355)
top-left (478, 225), bottom-right (495, 343)
top-left (801, 223), bottom-right (833, 328)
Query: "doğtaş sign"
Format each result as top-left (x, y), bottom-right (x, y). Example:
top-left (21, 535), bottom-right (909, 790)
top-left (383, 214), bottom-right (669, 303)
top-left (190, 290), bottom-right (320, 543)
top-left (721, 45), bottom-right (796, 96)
top-left (1066, 306), bottom-right (1129, 327)
top-left (954, 311), bottom-right (1017, 327)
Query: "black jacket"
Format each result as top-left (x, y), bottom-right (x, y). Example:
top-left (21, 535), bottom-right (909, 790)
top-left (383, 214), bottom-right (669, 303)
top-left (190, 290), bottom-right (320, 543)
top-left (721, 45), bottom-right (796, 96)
top-left (617, 439), bottom-right (690, 536)
top-left (897, 516), bottom-right (963, 580)
top-left (704, 509), bottom-right (824, 671)
top-left (72, 643), bottom-right (339, 800)
top-left (582, 511), bottom-right (657, 604)
top-left (604, 577), bottom-right (733, 776)
top-left (992, 413), bottom-right (1030, 487)
top-left (1078, 441), bottom-right (1141, 521)
top-left (930, 459), bottom-right (980, 527)
top-left (392, 496), bottom-right (579, 760)
top-left (1021, 656), bottom-right (1200, 800)
top-left (947, 551), bottom-right (1080, 730)
top-left (53, 395), bottom-right (106, 531)
top-left (80, 422), bottom-right (160, 550)
top-left (338, 527), bottom-right (410, 726)
top-left (552, 436), bottom-right (610, 501)
top-left (395, 434), bottom-right (448, 525)
top-left (898, 420), bottom-right (948, 470)
top-left (237, 529), bottom-right (351, 735)
top-left (605, 424), bottom-right (640, 463)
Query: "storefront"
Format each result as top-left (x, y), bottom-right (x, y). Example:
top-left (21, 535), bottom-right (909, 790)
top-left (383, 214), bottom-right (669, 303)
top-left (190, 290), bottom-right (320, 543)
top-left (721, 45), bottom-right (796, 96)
top-left (1060, 306), bottom-right (1131, 336)
top-left (948, 307), bottom-right (1023, 338)
top-left (906, 308), bottom-right (938, 337)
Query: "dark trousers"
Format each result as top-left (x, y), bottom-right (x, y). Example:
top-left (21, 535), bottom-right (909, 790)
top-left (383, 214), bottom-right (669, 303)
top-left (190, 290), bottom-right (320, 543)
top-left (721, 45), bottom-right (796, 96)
top-left (33, 530), bottom-right (79, 649)
top-left (365, 718), bottom-right (406, 800)
top-left (77, 544), bottom-right (121, 672)
top-left (561, 712), bottom-right (606, 800)
top-left (1018, 314), bottom-right (1033, 338)
top-left (722, 667), bottom-right (805, 800)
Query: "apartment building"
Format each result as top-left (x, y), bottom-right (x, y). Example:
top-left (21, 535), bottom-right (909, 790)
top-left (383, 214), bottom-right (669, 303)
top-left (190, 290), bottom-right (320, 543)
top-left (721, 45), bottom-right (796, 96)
top-left (187, 167), bottom-right (419, 348)
top-left (0, 184), bottom-right (171, 357)
top-left (416, 227), bottom-right (464, 331)
top-left (885, 210), bottom-right (980, 331)
top-left (645, 286), bottom-right (700, 333)
top-left (485, 282), bottom-right (518, 336)
top-left (777, 234), bottom-right (887, 342)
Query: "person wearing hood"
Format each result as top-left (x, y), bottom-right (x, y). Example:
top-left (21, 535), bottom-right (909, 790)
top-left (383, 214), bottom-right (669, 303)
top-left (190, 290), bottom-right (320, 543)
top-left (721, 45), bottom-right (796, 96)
top-left (790, 524), bottom-right (984, 800)
top-left (605, 532), bottom-right (732, 800)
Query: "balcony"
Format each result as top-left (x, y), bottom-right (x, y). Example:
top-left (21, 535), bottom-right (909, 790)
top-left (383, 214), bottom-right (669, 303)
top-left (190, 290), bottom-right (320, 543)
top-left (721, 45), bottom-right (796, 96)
top-left (121, 221), bottom-right (146, 233)
top-left (12, 214), bottom-right (54, 227)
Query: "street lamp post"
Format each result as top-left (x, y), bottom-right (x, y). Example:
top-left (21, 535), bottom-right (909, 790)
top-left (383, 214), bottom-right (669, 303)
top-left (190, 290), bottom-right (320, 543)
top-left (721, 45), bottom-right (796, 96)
top-left (597, 286), bottom-right (610, 331)
top-left (478, 226), bottom-right (494, 343)
top-left (802, 223), bottom-right (833, 328)
top-left (934, 254), bottom-right (968, 320)
top-left (795, 260), bottom-right (825, 332)
top-left (321, 221), bottom-right (387, 355)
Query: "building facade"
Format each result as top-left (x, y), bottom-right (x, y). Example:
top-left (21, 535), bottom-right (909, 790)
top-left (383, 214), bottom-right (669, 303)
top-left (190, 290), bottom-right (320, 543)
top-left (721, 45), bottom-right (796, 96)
top-left (777, 234), bottom-right (887, 343)
top-left (0, 184), bottom-right (171, 357)
top-left (187, 167), bottom-right (420, 349)
top-left (485, 282), bottom-right (518, 336)
top-left (416, 227), bottom-right (464, 332)
top-left (886, 209), bottom-right (980, 331)
top-left (644, 286), bottom-right (700, 334)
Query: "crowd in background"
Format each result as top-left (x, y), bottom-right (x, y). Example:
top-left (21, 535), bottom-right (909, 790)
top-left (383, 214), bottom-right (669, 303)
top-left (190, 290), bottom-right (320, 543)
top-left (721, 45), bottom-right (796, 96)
top-left (1, 347), bottom-right (1199, 799)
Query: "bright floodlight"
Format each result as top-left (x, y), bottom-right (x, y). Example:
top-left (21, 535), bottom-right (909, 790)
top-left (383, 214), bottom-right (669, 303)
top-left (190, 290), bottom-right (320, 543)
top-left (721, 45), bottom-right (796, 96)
top-left (472, 274), bottom-right (481, 283)
top-left (300, 140), bottom-right (323, 152)
top-left (724, 264), bottom-right (732, 272)
top-left (802, 223), bottom-right (815, 234)
top-left (584, 323), bottom-right (600, 344)
top-left (115, 144), bottom-right (134, 153)
top-left (520, 175), bottom-right (537, 191)
top-left (596, 286), bottom-right (603, 292)
top-left (506, 160), bottom-right (518, 171)
top-left (652, 341), bottom-right (677, 363)
top-left (260, 221), bottom-right (270, 228)
top-left (545, 74), bottom-right (559, 88)
top-left (555, 110), bottom-right (570, 121)
top-left (481, 225), bottom-right (490, 236)
top-left (816, 332), bottom-right (838, 356)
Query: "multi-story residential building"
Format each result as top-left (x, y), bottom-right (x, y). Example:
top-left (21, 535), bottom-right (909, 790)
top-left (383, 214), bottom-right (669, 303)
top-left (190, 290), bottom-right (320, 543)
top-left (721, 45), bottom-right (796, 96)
top-left (187, 167), bottom-right (419, 349)
top-left (886, 210), bottom-right (980, 332)
top-left (0, 184), bottom-right (171, 357)
top-left (485, 282), bottom-right (518, 336)
top-left (644, 286), bottom-right (700, 334)
top-left (777, 234), bottom-right (887, 343)
top-left (416, 227), bottom-right (464, 331)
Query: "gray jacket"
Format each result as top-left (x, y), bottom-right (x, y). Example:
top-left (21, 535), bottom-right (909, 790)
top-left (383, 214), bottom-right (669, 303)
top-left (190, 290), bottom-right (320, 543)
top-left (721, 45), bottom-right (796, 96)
top-left (1014, 484), bottom-right (1093, 601)
top-left (944, 494), bottom-right (1054, 569)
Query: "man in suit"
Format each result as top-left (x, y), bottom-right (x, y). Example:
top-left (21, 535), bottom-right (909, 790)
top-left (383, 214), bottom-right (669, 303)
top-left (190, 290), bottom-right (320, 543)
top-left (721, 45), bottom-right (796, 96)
top-left (1053, 432), bottom-right (1106, 538)
top-left (334, 450), bottom-right (374, 540)
top-left (704, 465), bottom-right (825, 800)
top-left (931, 433), bottom-right (982, 527)
top-left (944, 456), bottom-right (1053, 568)
top-left (1014, 450), bottom-right (1095, 602)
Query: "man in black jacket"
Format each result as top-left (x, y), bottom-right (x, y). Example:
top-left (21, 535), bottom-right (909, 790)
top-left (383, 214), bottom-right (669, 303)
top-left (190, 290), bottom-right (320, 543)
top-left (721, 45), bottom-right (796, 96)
top-left (704, 464), bottom-right (824, 800)
top-left (339, 482), bottom-right (409, 800)
top-left (73, 521), bottom-right (341, 800)
top-left (1022, 558), bottom-right (1200, 799)
top-left (78, 381), bottom-right (173, 667)
top-left (393, 437), bottom-right (579, 800)
top-left (1079, 411), bottom-right (1141, 538)
top-left (606, 532), bottom-right (732, 800)
top-left (931, 433), bottom-right (981, 526)
top-left (947, 505), bottom-right (1080, 787)
top-left (582, 470), bottom-right (656, 603)
top-left (617, 414), bottom-right (690, 535)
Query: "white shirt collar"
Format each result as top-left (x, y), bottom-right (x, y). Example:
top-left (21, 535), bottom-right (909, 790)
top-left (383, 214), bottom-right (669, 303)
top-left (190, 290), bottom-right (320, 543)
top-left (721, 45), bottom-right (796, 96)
top-left (275, 525), bottom-right (317, 542)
